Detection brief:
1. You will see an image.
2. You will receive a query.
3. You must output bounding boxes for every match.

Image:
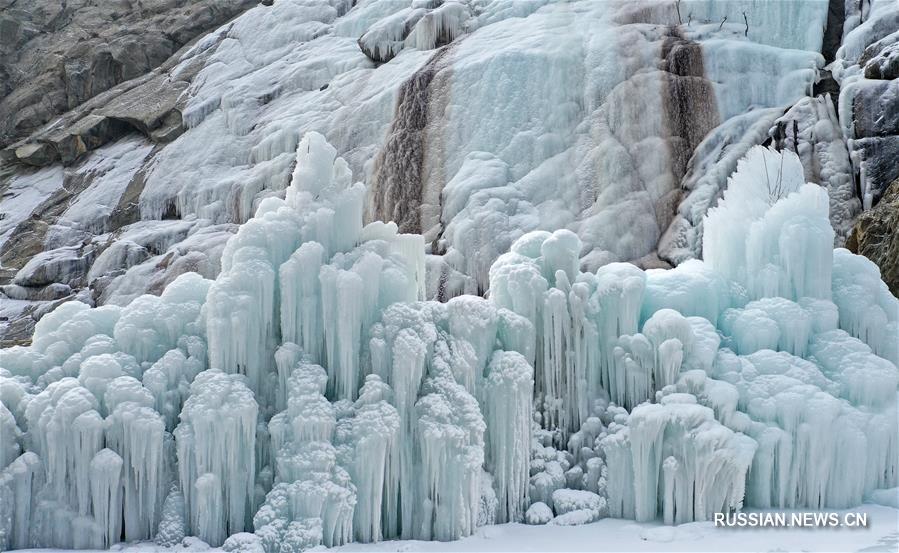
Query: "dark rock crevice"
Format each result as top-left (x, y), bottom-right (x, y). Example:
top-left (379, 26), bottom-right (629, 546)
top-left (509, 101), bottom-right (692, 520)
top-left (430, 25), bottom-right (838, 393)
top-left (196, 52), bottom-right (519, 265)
top-left (821, 0), bottom-right (846, 63)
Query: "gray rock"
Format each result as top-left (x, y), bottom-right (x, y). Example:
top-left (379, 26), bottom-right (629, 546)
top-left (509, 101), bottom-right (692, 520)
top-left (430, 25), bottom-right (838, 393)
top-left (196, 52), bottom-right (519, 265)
top-left (13, 245), bottom-right (97, 288)
top-left (1, 283), bottom-right (73, 301)
top-left (99, 74), bottom-right (190, 136)
top-left (852, 136), bottom-right (899, 208)
top-left (47, 114), bottom-right (134, 164)
top-left (853, 79), bottom-right (899, 138)
top-left (0, 0), bottom-right (257, 147)
top-left (846, 178), bottom-right (899, 296)
top-left (844, 25), bottom-right (899, 211)
top-left (864, 41), bottom-right (899, 80)
top-left (14, 142), bottom-right (57, 166)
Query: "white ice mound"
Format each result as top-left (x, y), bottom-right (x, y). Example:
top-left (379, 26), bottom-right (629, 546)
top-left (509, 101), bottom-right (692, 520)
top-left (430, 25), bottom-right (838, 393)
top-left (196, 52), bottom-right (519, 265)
top-left (704, 147), bottom-right (836, 302)
top-left (493, 146), bottom-right (897, 522)
top-left (1, 140), bottom-right (897, 553)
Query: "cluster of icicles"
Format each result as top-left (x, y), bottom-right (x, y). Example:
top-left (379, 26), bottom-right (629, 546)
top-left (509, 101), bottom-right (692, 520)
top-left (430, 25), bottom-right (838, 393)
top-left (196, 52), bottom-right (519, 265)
top-left (1, 136), bottom-right (896, 552)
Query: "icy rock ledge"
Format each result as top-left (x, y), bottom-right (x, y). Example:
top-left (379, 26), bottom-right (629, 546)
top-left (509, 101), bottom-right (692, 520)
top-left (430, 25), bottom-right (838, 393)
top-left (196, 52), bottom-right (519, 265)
top-left (1, 138), bottom-right (897, 552)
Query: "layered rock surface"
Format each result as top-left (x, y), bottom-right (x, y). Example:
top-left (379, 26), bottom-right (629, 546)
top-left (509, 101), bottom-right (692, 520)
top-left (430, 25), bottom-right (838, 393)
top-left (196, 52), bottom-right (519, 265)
top-left (0, 0), bottom-right (256, 152)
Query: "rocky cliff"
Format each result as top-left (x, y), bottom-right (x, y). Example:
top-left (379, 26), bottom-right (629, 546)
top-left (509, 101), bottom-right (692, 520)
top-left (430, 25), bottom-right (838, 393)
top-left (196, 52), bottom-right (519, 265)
top-left (0, 0), bottom-right (256, 150)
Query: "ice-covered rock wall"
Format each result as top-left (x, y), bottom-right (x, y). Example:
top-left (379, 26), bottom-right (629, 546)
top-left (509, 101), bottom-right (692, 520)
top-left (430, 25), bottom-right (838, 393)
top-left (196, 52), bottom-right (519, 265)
top-left (832, 0), bottom-right (899, 209)
top-left (2, 135), bottom-right (896, 551)
top-left (5, 0), bottom-right (863, 345)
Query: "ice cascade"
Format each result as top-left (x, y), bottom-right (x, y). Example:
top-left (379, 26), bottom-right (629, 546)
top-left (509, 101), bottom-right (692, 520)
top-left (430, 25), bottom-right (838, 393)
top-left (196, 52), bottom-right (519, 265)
top-left (0, 140), bottom-right (896, 551)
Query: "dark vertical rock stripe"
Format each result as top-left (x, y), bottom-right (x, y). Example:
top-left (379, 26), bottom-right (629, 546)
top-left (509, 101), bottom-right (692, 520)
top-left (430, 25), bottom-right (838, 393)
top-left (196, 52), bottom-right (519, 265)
top-left (369, 46), bottom-right (454, 234)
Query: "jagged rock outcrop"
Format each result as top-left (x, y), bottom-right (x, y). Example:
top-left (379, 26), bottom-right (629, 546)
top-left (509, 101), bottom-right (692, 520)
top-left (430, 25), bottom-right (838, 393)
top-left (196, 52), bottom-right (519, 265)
top-left (847, 178), bottom-right (899, 296)
top-left (832, 1), bottom-right (899, 209)
top-left (0, 0), bottom-right (256, 150)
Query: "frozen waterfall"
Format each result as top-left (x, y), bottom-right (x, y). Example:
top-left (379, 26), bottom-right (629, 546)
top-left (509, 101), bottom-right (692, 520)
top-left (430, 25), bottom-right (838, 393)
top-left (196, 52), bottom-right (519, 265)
top-left (1, 135), bottom-right (896, 551)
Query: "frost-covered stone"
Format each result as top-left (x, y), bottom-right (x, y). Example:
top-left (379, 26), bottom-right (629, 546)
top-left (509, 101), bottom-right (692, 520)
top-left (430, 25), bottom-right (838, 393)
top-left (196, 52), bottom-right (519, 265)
top-left (524, 502), bottom-right (553, 525)
top-left (222, 532), bottom-right (265, 553)
top-left (155, 488), bottom-right (187, 547)
top-left (551, 489), bottom-right (605, 521)
top-left (548, 509), bottom-right (597, 526)
top-left (483, 351), bottom-right (533, 523)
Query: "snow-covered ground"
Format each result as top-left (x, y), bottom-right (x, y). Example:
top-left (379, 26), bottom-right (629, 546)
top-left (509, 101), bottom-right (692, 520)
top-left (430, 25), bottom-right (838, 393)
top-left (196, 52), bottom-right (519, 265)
top-left (16, 502), bottom-right (899, 553)
top-left (335, 507), bottom-right (899, 553)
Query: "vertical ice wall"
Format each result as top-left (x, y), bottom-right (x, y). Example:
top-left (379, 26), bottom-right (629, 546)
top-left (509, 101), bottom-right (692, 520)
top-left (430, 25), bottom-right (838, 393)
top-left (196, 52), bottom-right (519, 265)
top-left (601, 396), bottom-right (756, 523)
top-left (483, 351), bottom-right (534, 523)
top-left (489, 231), bottom-right (653, 439)
top-left (368, 296), bottom-right (535, 540)
top-left (259, 358), bottom-right (356, 551)
top-left (1, 135), bottom-right (897, 551)
top-left (204, 132), bottom-right (425, 413)
top-left (216, 133), bottom-right (541, 547)
top-left (336, 376), bottom-right (401, 543)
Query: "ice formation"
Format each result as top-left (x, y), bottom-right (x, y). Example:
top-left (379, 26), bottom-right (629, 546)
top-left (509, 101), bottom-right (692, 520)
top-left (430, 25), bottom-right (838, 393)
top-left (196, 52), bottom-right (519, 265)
top-left (4, 0), bottom-right (851, 345)
top-left (1, 136), bottom-right (897, 552)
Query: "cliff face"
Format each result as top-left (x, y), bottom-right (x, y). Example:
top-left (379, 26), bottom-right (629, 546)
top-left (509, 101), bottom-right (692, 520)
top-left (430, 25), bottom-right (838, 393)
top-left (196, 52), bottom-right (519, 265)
top-left (828, 0), bottom-right (899, 295)
top-left (0, 0), bottom-right (256, 149)
top-left (1, 0), bottom-right (897, 346)
top-left (847, 178), bottom-right (899, 296)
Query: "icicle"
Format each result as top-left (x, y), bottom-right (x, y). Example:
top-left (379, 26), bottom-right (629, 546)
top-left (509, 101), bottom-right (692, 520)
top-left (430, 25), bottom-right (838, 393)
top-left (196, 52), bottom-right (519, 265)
top-left (483, 351), bottom-right (533, 523)
top-left (279, 243), bottom-right (325, 364)
top-left (337, 393), bottom-right (400, 542)
top-left (274, 343), bottom-right (303, 413)
top-left (106, 401), bottom-right (166, 541)
top-left (176, 370), bottom-right (258, 547)
top-left (0, 452), bottom-right (43, 550)
top-left (89, 448), bottom-right (123, 549)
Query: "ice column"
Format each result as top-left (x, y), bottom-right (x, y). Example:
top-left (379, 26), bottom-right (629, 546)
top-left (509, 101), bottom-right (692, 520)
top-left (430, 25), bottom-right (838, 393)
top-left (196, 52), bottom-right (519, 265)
top-left (89, 449), bottom-right (123, 549)
top-left (176, 370), bottom-right (258, 547)
top-left (261, 360), bottom-right (356, 551)
top-left (416, 376), bottom-right (485, 541)
top-left (105, 401), bottom-right (166, 541)
top-left (335, 375), bottom-right (401, 542)
top-left (609, 397), bottom-right (756, 523)
top-left (0, 452), bottom-right (43, 550)
top-left (704, 146), bottom-right (833, 301)
top-left (483, 351), bottom-right (534, 523)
